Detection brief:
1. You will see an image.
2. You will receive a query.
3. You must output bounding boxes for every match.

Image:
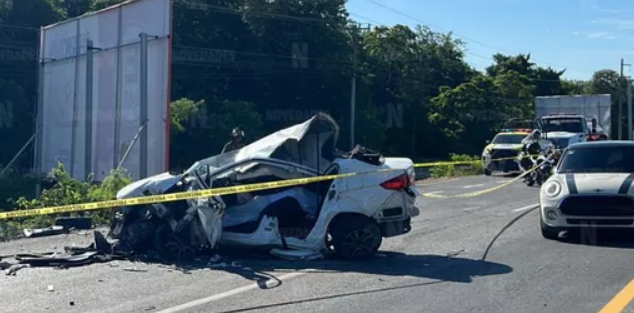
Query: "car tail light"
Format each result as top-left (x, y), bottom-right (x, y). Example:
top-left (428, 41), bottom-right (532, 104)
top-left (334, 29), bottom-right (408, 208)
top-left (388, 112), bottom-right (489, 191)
top-left (381, 173), bottom-right (410, 190)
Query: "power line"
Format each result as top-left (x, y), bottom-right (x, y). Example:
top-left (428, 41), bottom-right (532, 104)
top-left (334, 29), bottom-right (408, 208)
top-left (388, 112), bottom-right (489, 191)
top-left (171, 44), bottom-right (569, 84)
top-left (360, 0), bottom-right (594, 75)
top-left (173, 2), bottom-right (588, 80)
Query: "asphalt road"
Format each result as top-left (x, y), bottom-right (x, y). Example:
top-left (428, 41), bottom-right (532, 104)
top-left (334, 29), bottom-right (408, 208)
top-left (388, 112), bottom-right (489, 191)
top-left (2, 174), bottom-right (634, 313)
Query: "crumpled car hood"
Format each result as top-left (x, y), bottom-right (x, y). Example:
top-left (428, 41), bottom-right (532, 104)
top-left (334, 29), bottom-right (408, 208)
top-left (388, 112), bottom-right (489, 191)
top-left (116, 172), bottom-right (184, 199)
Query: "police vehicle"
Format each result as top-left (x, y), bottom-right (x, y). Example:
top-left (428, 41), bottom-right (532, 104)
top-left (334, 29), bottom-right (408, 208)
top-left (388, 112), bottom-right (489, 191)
top-left (482, 128), bottom-right (532, 176)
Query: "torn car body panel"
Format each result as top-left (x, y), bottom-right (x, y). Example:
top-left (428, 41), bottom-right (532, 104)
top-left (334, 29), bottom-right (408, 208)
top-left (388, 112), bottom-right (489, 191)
top-left (111, 113), bottom-right (420, 260)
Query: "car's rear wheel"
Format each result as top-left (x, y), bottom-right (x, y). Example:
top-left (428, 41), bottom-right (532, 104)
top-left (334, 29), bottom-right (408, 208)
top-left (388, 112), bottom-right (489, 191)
top-left (330, 215), bottom-right (382, 260)
top-left (540, 217), bottom-right (560, 240)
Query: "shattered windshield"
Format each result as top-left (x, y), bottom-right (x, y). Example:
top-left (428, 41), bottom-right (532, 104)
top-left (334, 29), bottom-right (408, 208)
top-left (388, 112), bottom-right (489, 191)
top-left (186, 149), bottom-right (241, 175)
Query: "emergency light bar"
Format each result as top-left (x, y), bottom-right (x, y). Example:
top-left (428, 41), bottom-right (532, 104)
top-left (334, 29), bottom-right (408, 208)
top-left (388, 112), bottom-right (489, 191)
top-left (545, 113), bottom-right (583, 117)
top-left (501, 128), bottom-right (532, 133)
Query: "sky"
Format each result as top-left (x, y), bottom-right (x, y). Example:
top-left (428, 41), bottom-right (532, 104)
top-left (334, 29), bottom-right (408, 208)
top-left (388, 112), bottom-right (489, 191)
top-left (345, 0), bottom-right (634, 80)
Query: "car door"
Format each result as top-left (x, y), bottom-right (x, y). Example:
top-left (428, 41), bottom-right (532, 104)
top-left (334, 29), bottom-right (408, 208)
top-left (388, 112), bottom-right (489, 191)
top-left (204, 159), bottom-right (319, 247)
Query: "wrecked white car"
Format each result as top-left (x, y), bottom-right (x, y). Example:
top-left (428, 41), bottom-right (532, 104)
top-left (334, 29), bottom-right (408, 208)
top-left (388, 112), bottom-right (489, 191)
top-left (109, 113), bottom-right (420, 260)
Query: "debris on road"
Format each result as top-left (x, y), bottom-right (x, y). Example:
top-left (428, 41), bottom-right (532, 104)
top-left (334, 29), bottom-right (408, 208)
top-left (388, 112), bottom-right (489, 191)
top-left (446, 249), bottom-right (465, 258)
top-left (24, 226), bottom-right (66, 238)
top-left (123, 267), bottom-right (148, 272)
top-left (0, 230), bottom-right (124, 274)
top-left (5, 263), bottom-right (29, 275)
top-left (22, 217), bottom-right (94, 239)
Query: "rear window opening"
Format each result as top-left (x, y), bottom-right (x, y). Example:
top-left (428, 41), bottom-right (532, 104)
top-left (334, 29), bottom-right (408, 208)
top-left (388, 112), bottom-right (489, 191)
top-left (335, 145), bottom-right (384, 166)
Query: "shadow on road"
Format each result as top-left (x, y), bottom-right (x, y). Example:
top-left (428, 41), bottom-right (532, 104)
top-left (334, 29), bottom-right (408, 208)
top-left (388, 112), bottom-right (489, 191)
top-left (167, 251), bottom-right (511, 313)
top-left (210, 250), bottom-right (513, 285)
top-left (559, 228), bottom-right (634, 249)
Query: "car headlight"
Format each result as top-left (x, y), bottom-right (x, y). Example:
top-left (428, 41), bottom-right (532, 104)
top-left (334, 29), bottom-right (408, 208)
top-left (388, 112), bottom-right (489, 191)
top-left (544, 181), bottom-right (562, 198)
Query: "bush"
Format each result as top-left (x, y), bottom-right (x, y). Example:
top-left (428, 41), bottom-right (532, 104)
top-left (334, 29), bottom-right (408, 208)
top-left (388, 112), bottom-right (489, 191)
top-left (0, 162), bottom-right (132, 241)
top-left (430, 154), bottom-right (483, 178)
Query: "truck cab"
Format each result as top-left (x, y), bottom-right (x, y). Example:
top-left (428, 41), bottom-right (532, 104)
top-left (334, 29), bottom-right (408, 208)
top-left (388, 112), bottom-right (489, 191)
top-left (535, 114), bottom-right (589, 149)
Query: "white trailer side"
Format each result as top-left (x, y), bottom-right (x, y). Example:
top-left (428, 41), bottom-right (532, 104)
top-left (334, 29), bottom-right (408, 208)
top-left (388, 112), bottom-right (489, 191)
top-left (535, 94), bottom-right (612, 137)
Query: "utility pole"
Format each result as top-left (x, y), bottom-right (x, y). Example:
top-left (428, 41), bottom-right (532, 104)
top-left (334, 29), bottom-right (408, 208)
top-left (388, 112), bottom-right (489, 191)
top-left (350, 23), bottom-right (357, 150)
top-left (348, 23), bottom-right (371, 149)
top-left (627, 77), bottom-right (634, 141)
top-left (619, 58), bottom-right (631, 140)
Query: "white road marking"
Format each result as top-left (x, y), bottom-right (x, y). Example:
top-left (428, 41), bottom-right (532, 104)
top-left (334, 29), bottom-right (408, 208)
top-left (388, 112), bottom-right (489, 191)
top-left (462, 184), bottom-right (485, 189)
top-left (512, 203), bottom-right (539, 212)
top-left (496, 180), bottom-right (510, 184)
top-left (154, 271), bottom-right (310, 313)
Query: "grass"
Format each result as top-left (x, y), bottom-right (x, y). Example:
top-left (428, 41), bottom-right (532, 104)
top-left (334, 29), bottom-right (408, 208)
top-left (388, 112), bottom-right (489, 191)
top-left (0, 162), bottom-right (132, 241)
top-left (428, 154), bottom-right (483, 178)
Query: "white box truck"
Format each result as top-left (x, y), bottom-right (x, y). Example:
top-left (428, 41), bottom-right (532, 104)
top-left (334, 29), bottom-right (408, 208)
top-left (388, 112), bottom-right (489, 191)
top-left (534, 94), bottom-right (611, 149)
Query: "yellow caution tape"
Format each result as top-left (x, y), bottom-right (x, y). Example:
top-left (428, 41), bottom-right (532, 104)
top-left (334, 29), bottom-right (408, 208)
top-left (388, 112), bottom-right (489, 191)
top-left (0, 154), bottom-right (545, 220)
top-left (413, 154), bottom-right (541, 168)
top-left (421, 165), bottom-right (541, 199)
top-left (0, 170), bottom-right (393, 220)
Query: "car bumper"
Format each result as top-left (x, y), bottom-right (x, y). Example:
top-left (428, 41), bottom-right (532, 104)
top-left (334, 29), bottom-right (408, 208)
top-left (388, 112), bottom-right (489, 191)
top-left (541, 205), bottom-right (634, 228)
top-left (483, 158), bottom-right (520, 172)
top-left (380, 217), bottom-right (413, 237)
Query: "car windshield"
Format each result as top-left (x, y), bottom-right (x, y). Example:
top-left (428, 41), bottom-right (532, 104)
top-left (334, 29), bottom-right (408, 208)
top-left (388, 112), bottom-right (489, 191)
top-left (492, 134), bottom-right (525, 144)
top-left (558, 146), bottom-right (634, 173)
top-left (543, 118), bottom-right (584, 133)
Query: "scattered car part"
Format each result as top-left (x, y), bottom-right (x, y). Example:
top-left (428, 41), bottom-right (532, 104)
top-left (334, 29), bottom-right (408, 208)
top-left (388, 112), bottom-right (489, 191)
top-left (24, 226), bottom-right (66, 238)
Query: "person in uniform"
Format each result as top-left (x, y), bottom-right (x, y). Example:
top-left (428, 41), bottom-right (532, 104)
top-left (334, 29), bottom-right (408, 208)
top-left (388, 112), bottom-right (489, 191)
top-left (222, 127), bottom-right (246, 154)
top-left (517, 129), bottom-right (544, 176)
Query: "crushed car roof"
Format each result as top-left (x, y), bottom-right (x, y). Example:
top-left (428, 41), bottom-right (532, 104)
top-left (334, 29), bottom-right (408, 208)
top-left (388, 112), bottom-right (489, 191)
top-left (192, 113), bottom-right (340, 173)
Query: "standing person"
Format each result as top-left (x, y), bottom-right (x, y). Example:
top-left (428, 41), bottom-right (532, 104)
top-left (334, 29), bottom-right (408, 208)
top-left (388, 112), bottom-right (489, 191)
top-left (517, 129), bottom-right (544, 178)
top-left (222, 127), bottom-right (246, 154)
top-left (521, 129), bottom-right (546, 155)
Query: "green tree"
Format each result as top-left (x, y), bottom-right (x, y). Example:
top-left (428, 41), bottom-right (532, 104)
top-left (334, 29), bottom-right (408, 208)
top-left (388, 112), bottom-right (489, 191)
top-left (588, 69), bottom-right (626, 137)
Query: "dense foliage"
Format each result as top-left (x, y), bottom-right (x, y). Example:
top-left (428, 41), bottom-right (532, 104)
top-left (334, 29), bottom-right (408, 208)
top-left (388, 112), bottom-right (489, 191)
top-left (0, 0), bottom-right (629, 219)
